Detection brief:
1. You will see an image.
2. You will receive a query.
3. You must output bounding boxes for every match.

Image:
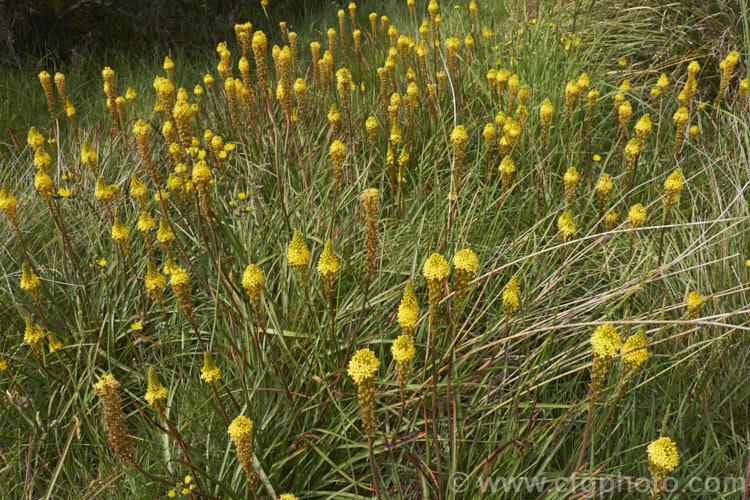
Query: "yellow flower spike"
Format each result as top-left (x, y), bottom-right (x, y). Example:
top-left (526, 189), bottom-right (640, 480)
top-left (20, 263), bottom-right (40, 295)
top-left (38, 71), bottom-right (55, 120)
top-left (0, 186), bottom-right (19, 227)
top-left (423, 253), bottom-right (449, 282)
top-left (157, 218), bottom-right (174, 250)
top-left (27, 126), bottom-right (44, 151)
top-left (557, 210), bottom-right (575, 242)
top-left (144, 367), bottom-right (167, 408)
top-left (620, 330), bottom-right (648, 372)
top-left (34, 170), bottom-right (53, 200)
top-left (618, 100), bottom-right (632, 134)
top-left (170, 265), bottom-right (193, 318)
top-left (145, 261), bottom-right (166, 299)
top-left (502, 275), bottom-right (520, 317)
top-left (648, 436), bottom-right (679, 498)
top-left (482, 123), bottom-right (496, 148)
top-left (361, 188), bottom-right (380, 276)
top-left (392, 333), bottom-right (415, 398)
top-left (137, 212), bottom-right (155, 234)
top-left (129, 174), bottom-right (147, 206)
top-left (685, 290), bottom-right (705, 319)
top-left (625, 138), bottom-right (640, 172)
top-left (200, 351), bottom-right (221, 384)
top-left (452, 248), bottom-right (479, 314)
top-left (450, 125), bottom-right (469, 194)
top-left (397, 281), bottom-right (419, 336)
top-left (279, 494), bottom-right (299, 500)
top-left (604, 210), bottom-right (618, 230)
top-left (327, 103), bottom-right (340, 127)
top-left (241, 263), bottom-right (264, 297)
top-left (596, 174), bottom-right (614, 212)
top-left (228, 415), bottom-right (256, 485)
top-left (563, 167), bottom-right (578, 206)
top-left (664, 168), bottom-right (684, 206)
top-left (634, 114), bottom-right (652, 145)
top-left (589, 323), bottom-right (621, 400)
top-left (539, 98), bottom-right (553, 142)
top-left (24, 317), bottom-right (45, 352)
top-left (33, 147), bottom-right (51, 172)
top-left (687, 60), bottom-right (700, 78)
top-left (316, 239), bottom-right (339, 282)
top-left (672, 106), bottom-right (689, 155)
top-left (329, 140), bottom-right (346, 188)
top-left (287, 230), bottom-right (310, 271)
top-left (54, 72), bottom-right (67, 106)
top-left (498, 155), bottom-right (515, 194)
top-left (627, 203), bottom-right (646, 228)
top-left (348, 348), bottom-right (379, 438)
top-left (111, 218), bottom-right (129, 247)
top-left (564, 79), bottom-right (580, 119)
top-left (657, 73), bottom-right (669, 89)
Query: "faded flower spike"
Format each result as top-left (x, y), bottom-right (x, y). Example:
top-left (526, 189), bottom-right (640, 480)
top-left (93, 373), bottom-right (135, 463)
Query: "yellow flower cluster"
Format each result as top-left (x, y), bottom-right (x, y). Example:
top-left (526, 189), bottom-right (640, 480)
top-left (621, 330), bottom-right (648, 371)
top-left (228, 415), bottom-right (253, 441)
top-left (242, 264), bottom-right (264, 297)
top-left (398, 281), bottom-right (419, 334)
top-left (647, 437), bottom-right (679, 474)
top-left (391, 334), bottom-right (415, 364)
top-left (627, 204), bottom-right (646, 228)
top-left (502, 275), bottom-right (520, 316)
top-left (557, 211), bottom-right (575, 241)
top-left (317, 239), bottom-right (339, 280)
top-left (590, 323), bottom-right (621, 359)
top-left (423, 253), bottom-right (449, 282)
top-left (24, 318), bottom-right (45, 349)
top-left (20, 263), bottom-right (40, 294)
top-left (145, 367), bottom-right (167, 407)
top-left (453, 249), bottom-right (478, 275)
top-left (347, 348), bottom-right (379, 385)
top-left (287, 230), bottom-right (310, 269)
top-left (664, 168), bottom-right (684, 206)
top-left (200, 352), bottom-right (221, 384)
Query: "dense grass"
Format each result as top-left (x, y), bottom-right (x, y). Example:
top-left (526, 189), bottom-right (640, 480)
top-left (1, 0), bottom-right (749, 498)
